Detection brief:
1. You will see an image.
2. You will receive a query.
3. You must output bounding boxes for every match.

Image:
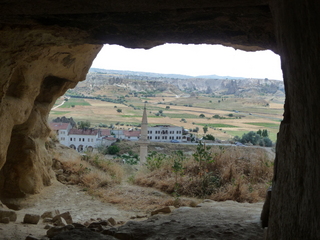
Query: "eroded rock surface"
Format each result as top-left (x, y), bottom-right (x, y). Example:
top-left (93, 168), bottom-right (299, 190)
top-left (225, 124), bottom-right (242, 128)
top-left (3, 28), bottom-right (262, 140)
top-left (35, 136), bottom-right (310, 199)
top-left (0, 33), bottom-right (101, 203)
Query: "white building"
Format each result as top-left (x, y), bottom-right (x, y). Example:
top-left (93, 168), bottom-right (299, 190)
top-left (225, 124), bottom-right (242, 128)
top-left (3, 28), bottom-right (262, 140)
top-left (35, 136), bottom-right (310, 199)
top-left (50, 122), bottom-right (142, 152)
top-left (65, 128), bottom-right (101, 152)
top-left (147, 125), bottom-right (187, 142)
top-left (50, 122), bottom-right (100, 152)
top-left (50, 122), bottom-right (72, 142)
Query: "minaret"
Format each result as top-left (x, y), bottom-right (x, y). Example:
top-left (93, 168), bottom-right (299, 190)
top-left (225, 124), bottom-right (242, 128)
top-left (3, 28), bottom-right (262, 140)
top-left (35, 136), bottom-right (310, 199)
top-left (139, 104), bottom-right (149, 164)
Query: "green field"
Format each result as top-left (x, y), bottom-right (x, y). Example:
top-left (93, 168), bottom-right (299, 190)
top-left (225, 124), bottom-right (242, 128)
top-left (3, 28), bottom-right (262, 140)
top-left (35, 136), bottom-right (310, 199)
top-left (51, 111), bottom-right (71, 115)
top-left (245, 122), bottom-right (280, 129)
top-left (165, 113), bottom-right (200, 119)
top-left (198, 123), bottom-right (238, 128)
top-left (60, 98), bottom-right (91, 108)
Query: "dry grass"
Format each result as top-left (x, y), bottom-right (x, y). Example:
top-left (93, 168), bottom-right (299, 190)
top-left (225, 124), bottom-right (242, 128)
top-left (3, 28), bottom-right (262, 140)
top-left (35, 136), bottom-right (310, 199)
top-left (134, 146), bottom-right (273, 203)
top-left (56, 152), bottom-right (124, 189)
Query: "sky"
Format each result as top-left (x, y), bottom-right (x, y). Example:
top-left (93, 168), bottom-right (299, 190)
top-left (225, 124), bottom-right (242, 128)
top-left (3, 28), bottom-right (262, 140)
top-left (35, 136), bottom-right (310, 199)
top-left (91, 43), bottom-right (283, 80)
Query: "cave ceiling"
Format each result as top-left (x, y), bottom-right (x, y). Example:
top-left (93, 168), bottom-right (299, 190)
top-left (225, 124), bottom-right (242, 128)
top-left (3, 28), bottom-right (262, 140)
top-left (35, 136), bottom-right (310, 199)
top-left (0, 0), bottom-right (275, 51)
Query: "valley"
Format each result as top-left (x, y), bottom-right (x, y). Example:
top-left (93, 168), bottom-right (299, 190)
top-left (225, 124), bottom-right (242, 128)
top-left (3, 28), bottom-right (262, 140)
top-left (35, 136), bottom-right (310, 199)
top-left (49, 69), bottom-right (284, 142)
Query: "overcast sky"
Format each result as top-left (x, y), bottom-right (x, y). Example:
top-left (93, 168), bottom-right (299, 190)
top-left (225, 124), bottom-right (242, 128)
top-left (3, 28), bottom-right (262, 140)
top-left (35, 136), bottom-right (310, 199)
top-left (92, 44), bottom-right (283, 80)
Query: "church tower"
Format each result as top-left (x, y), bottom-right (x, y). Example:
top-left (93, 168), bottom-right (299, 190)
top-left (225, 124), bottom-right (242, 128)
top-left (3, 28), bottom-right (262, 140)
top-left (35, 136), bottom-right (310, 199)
top-left (139, 104), bottom-right (149, 163)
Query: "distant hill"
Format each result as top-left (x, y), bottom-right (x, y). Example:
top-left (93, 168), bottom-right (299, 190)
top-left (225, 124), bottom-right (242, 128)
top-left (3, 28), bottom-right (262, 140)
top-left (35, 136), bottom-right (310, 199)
top-left (89, 68), bottom-right (251, 80)
top-left (78, 68), bottom-right (284, 98)
top-left (89, 68), bottom-right (193, 79)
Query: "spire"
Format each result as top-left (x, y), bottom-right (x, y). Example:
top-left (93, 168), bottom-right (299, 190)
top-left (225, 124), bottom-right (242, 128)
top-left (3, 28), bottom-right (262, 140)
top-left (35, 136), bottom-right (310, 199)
top-left (139, 103), bottom-right (149, 163)
top-left (140, 103), bottom-right (148, 141)
top-left (142, 103), bottom-right (148, 126)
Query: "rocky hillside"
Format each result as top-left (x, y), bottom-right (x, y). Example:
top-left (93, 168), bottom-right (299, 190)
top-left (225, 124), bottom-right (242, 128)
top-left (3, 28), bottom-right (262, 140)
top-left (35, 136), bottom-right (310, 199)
top-left (76, 68), bottom-right (284, 97)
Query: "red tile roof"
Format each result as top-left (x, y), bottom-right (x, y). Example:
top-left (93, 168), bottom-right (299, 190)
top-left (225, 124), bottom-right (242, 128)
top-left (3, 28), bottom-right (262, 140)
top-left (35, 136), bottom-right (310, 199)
top-left (123, 130), bottom-right (141, 137)
top-left (49, 122), bottom-right (70, 130)
top-left (100, 129), bottom-right (111, 136)
top-left (68, 128), bottom-right (99, 136)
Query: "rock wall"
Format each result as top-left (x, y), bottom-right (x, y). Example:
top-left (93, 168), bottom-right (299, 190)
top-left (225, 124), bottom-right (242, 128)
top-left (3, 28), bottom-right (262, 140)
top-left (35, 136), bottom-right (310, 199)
top-left (0, 27), bottom-right (102, 203)
top-left (267, 0), bottom-right (320, 239)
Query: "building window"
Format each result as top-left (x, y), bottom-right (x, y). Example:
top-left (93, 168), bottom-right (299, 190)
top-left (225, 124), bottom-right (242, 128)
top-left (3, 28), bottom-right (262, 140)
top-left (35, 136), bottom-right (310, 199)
top-left (79, 138), bottom-right (81, 141)
top-left (83, 138), bottom-right (85, 141)
top-left (149, 136), bottom-right (152, 139)
top-left (70, 138), bottom-right (72, 141)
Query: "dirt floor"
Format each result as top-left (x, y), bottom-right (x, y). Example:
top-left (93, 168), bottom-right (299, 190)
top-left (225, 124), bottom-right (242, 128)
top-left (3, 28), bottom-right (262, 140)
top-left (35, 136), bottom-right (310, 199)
top-left (0, 180), bottom-right (265, 240)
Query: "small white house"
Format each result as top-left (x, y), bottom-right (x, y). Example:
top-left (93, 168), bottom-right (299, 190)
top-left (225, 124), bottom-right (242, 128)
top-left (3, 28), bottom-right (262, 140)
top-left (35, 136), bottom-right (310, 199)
top-left (50, 122), bottom-right (72, 142)
top-left (65, 128), bottom-right (100, 152)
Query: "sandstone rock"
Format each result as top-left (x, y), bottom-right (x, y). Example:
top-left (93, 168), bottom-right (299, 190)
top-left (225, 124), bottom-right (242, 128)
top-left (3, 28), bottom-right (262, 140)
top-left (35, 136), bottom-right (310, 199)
top-left (72, 223), bottom-right (87, 229)
top-left (44, 224), bottom-right (54, 229)
top-left (25, 235), bottom-right (40, 240)
top-left (51, 228), bottom-right (117, 240)
top-left (151, 206), bottom-right (175, 216)
top-left (43, 217), bottom-right (53, 223)
top-left (100, 227), bottom-right (117, 236)
top-left (41, 210), bottom-right (60, 219)
top-left (114, 232), bottom-right (132, 240)
top-left (47, 225), bottom-right (75, 238)
top-left (107, 217), bottom-right (116, 226)
top-left (52, 211), bottom-right (73, 225)
top-left (88, 222), bottom-right (104, 232)
top-left (53, 216), bottom-right (68, 226)
top-left (0, 209), bottom-right (17, 222)
top-left (54, 169), bottom-right (64, 175)
top-left (0, 217), bottom-right (10, 224)
top-left (261, 186), bottom-right (272, 228)
top-left (23, 214), bottom-right (40, 224)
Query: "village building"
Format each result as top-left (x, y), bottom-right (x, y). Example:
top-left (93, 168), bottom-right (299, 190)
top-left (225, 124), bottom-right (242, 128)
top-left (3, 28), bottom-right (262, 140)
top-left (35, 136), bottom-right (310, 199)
top-left (66, 128), bottom-right (100, 152)
top-left (147, 125), bottom-right (187, 142)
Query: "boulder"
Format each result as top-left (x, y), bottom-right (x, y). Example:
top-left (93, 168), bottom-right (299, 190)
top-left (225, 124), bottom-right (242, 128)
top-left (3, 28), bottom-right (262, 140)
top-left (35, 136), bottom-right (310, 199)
top-left (52, 211), bottom-right (73, 225)
top-left (0, 209), bottom-right (17, 222)
top-left (151, 206), bottom-right (175, 216)
top-left (41, 210), bottom-right (60, 219)
top-left (47, 225), bottom-right (75, 238)
top-left (0, 217), bottom-right (10, 224)
top-left (23, 214), bottom-right (40, 224)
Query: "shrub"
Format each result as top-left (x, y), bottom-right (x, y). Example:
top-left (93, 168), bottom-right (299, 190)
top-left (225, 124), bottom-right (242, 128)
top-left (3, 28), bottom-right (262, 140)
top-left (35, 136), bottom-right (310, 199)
top-left (203, 134), bottom-right (215, 141)
top-left (108, 145), bottom-right (120, 155)
top-left (146, 151), bottom-right (167, 171)
top-left (259, 137), bottom-right (273, 147)
top-left (134, 145), bottom-right (273, 202)
top-left (241, 131), bottom-right (261, 145)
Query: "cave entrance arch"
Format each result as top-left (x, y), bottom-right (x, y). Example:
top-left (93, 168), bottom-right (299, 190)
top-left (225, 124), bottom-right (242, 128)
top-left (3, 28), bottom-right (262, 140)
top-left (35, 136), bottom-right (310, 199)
top-left (0, 1), bottom-right (319, 239)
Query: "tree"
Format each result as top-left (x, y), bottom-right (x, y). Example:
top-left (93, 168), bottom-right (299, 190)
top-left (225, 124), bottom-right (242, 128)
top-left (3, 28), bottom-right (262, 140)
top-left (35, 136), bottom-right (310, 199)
top-left (166, 106), bottom-right (170, 109)
top-left (203, 134), bottom-right (215, 141)
top-left (159, 110), bottom-right (163, 114)
top-left (108, 145), bottom-right (120, 155)
top-left (262, 129), bottom-right (268, 137)
top-left (78, 120), bottom-right (90, 129)
top-left (203, 125), bottom-right (208, 134)
top-left (257, 129), bottom-right (262, 136)
top-left (199, 114), bottom-right (205, 118)
top-left (117, 108), bottom-right (122, 113)
top-left (259, 137), bottom-right (273, 147)
top-left (241, 131), bottom-right (261, 145)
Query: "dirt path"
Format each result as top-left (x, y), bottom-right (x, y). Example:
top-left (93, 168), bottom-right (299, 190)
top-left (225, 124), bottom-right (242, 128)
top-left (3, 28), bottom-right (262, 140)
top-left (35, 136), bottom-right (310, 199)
top-left (0, 180), bottom-right (265, 240)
